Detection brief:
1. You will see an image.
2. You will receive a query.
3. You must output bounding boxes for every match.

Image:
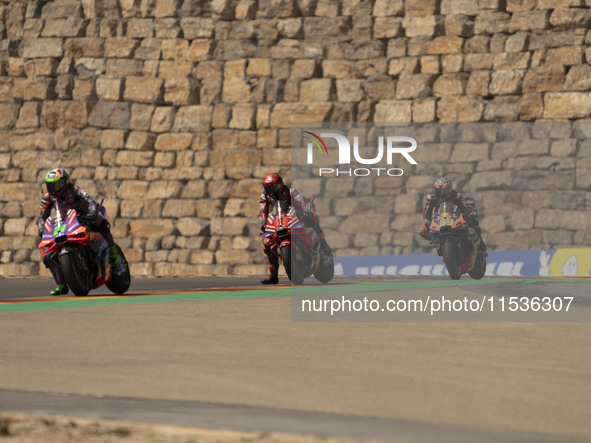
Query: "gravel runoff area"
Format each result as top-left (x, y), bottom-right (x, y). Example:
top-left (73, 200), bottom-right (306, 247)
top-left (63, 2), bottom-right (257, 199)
top-left (0, 413), bottom-right (362, 443)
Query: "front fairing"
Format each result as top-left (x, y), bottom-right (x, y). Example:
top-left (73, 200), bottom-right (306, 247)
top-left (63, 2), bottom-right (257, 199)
top-left (429, 203), bottom-right (469, 239)
top-left (38, 208), bottom-right (111, 287)
top-left (264, 202), bottom-right (303, 236)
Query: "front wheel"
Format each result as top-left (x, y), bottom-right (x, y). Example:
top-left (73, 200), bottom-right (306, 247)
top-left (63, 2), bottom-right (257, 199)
top-left (60, 247), bottom-right (92, 296)
top-left (442, 239), bottom-right (462, 280)
top-left (281, 244), bottom-right (304, 285)
top-left (106, 244), bottom-right (131, 295)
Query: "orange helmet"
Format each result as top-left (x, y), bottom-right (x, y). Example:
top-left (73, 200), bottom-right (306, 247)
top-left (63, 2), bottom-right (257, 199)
top-left (433, 176), bottom-right (452, 199)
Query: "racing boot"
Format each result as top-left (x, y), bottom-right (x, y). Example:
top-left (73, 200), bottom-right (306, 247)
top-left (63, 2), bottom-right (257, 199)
top-left (44, 254), bottom-right (68, 295)
top-left (474, 226), bottom-right (487, 252)
top-left (109, 244), bottom-right (126, 276)
top-left (320, 238), bottom-right (332, 256)
top-left (261, 268), bottom-right (279, 285)
top-left (109, 244), bottom-right (120, 264)
top-left (261, 253), bottom-right (279, 284)
top-left (315, 229), bottom-right (332, 255)
top-left (50, 284), bottom-right (68, 296)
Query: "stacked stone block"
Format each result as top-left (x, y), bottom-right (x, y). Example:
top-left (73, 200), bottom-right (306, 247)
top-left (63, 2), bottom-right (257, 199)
top-left (0, 0), bottom-right (590, 277)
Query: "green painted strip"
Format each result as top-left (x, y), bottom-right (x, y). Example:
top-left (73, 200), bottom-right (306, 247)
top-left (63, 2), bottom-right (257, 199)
top-left (0, 288), bottom-right (292, 313)
top-left (0, 278), bottom-right (581, 314)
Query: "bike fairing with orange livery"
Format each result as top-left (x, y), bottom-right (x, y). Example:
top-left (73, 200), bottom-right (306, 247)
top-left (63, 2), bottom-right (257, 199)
top-left (263, 200), bottom-right (334, 285)
top-left (38, 201), bottom-right (131, 297)
top-left (419, 201), bottom-right (487, 280)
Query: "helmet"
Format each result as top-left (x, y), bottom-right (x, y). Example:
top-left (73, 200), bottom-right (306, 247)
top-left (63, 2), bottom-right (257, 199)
top-left (433, 176), bottom-right (452, 199)
top-left (263, 172), bottom-right (284, 198)
top-left (45, 168), bottom-right (70, 197)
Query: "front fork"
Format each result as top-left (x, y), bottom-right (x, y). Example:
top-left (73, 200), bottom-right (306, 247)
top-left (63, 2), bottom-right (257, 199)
top-left (436, 235), bottom-right (467, 260)
top-left (59, 247), bottom-right (89, 274)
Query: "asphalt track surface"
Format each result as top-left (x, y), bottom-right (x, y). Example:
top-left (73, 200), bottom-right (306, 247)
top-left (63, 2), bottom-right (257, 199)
top-left (1, 276), bottom-right (590, 442)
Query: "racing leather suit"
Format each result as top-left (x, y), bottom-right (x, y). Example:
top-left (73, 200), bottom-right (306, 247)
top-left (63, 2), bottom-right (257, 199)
top-left (37, 184), bottom-right (114, 285)
top-left (259, 187), bottom-right (328, 276)
top-left (422, 189), bottom-right (486, 250)
top-left (423, 189), bottom-right (475, 227)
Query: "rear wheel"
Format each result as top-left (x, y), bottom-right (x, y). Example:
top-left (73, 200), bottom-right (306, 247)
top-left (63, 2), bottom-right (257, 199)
top-left (314, 253), bottom-right (334, 283)
top-left (442, 239), bottom-right (462, 280)
top-left (106, 244), bottom-right (131, 294)
top-left (468, 252), bottom-right (486, 280)
top-left (281, 243), bottom-right (304, 285)
top-left (60, 247), bottom-right (91, 296)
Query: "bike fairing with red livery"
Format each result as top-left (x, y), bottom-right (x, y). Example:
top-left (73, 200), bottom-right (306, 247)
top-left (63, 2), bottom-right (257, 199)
top-left (263, 200), bottom-right (334, 285)
top-left (302, 130), bottom-right (418, 177)
top-left (38, 201), bottom-right (131, 297)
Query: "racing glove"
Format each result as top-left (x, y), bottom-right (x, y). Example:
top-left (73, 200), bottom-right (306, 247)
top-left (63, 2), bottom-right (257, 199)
top-left (303, 211), bottom-right (318, 225)
top-left (418, 224), bottom-right (431, 240)
top-left (84, 210), bottom-right (98, 223)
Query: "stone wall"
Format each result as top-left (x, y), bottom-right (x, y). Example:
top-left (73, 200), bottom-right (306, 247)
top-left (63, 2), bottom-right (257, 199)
top-left (290, 121), bottom-right (591, 259)
top-left (1, 0), bottom-right (590, 278)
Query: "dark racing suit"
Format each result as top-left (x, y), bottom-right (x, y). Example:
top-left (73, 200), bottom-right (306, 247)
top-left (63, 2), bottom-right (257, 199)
top-left (422, 189), bottom-right (486, 250)
top-left (259, 187), bottom-right (328, 276)
top-left (37, 184), bottom-right (114, 285)
top-left (423, 189), bottom-right (475, 227)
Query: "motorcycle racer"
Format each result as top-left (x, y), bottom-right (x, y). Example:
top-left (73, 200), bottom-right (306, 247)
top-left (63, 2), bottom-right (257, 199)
top-left (419, 176), bottom-right (487, 251)
top-left (37, 168), bottom-right (120, 295)
top-left (258, 172), bottom-right (331, 284)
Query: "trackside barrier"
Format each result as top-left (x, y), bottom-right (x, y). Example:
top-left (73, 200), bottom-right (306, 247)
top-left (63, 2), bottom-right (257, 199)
top-left (333, 248), bottom-right (591, 278)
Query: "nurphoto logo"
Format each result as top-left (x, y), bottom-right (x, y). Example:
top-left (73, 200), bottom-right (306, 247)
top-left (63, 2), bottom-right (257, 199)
top-left (303, 130), bottom-right (418, 177)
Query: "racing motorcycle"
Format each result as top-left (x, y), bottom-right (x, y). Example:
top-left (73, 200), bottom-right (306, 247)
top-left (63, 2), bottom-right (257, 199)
top-left (419, 201), bottom-right (486, 280)
top-left (263, 200), bottom-right (334, 285)
top-left (38, 201), bottom-right (131, 296)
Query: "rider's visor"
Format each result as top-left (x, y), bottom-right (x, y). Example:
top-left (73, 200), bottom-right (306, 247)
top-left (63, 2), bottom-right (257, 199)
top-left (434, 186), bottom-right (451, 198)
top-left (46, 179), bottom-right (65, 196)
top-left (264, 183), bottom-right (282, 197)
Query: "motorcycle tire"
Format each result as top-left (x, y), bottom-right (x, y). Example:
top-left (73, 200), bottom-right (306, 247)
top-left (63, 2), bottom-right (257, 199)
top-left (442, 239), bottom-right (462, 280)
top-left (106, 244), bottom-right (131, 295)
top-left (60, 247), bottom-right (91, 297)
top-left (281, 244), bottom-right (304, 285)
top-left (314, 253), bottom-right (334, 284)
top-left (468, 252), bottom-right (486, 280)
